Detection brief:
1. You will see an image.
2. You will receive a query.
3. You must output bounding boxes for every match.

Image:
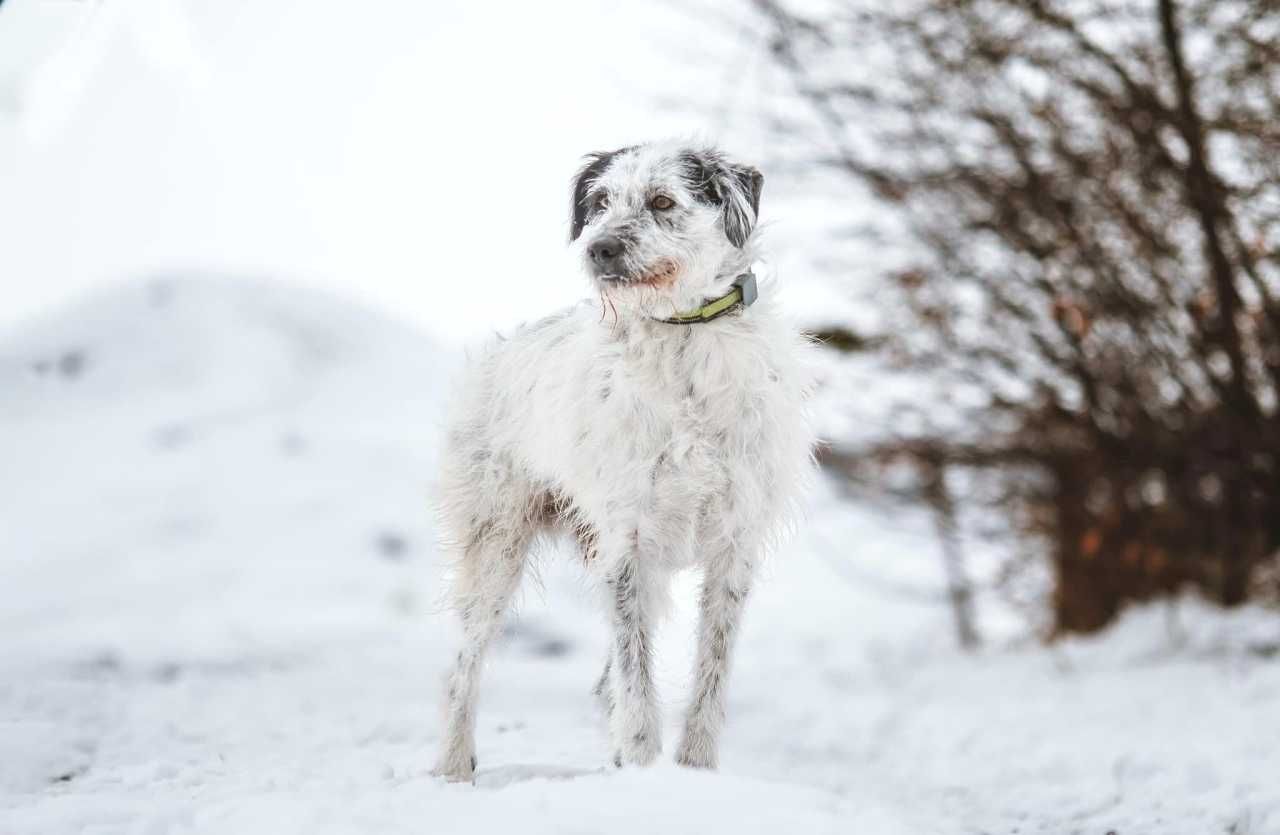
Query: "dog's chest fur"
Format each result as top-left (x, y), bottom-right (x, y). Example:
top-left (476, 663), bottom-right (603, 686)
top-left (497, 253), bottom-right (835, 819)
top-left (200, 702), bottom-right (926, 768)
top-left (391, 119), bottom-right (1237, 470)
top-left (465, 299), bottom-right (805, 570)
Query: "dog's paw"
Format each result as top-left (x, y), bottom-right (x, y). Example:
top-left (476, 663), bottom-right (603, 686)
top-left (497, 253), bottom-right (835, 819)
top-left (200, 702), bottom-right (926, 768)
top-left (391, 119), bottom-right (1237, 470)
top-left (612, 728), bottom-right (662, 768)
top-left (674, 734), bottom-right (718, 770)
top-left (431, 749), bottom-right (477, 783)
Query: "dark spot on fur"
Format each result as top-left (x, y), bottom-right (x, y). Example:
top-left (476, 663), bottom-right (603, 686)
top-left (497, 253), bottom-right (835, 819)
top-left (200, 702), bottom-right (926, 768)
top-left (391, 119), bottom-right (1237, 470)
top-left (468, 519), bottom-right (495, 549)
top-left (679, 150), bottom-right (763, 247)
top-left (653, 209), bottom-right (678, 230)
top-left (682, 152), bottom-right (722, 206)
top-left (570, 147), bottom-right (635, 241)
top-left (650, 451), bottom-right (668, 486)
top-left (593, 659), bottom-right (612, 697)
top-left (598, 385), bottom-right (611, 402)
top-left (613, 561), bottom-right (635, 610)
top-left (712, 629), bottom-right (727, 662)
top-left (735, 167), bottom-right (764, 217)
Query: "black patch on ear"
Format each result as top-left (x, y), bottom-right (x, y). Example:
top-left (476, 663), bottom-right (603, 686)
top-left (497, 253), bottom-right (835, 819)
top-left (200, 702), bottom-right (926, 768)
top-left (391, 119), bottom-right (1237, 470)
top-left (570, 147), bottom-right (631, 242)
top-left (734, 166), bottom-right (764, 219)
top-left (681, 152), bottom-right (721, 206)
top-left (680, 152), bottom-right (765, 248)
top-left (724, 165), bottom-right (764, 248)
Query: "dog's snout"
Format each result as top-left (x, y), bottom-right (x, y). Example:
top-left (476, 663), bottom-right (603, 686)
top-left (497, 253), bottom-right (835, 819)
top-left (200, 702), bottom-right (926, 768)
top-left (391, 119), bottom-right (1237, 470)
top-left (588, 236), bottom-right (625, 272)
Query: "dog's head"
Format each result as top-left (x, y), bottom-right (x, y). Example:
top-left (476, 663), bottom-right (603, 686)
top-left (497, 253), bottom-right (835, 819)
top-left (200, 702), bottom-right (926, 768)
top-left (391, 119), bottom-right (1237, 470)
top-left (569, 141), bottom-right (763, 313)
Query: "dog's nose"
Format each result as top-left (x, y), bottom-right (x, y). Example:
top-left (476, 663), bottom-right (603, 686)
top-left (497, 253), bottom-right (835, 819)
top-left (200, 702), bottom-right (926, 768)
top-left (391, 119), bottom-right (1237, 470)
top-left (588, 236), bottom-right (625, 271)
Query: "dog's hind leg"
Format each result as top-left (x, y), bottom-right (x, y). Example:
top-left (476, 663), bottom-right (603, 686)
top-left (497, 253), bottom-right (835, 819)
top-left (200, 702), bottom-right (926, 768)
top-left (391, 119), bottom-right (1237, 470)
top-left (579, 524), bottom-right (615, 725)
top-left (433, 514), bottom-right (532, 783)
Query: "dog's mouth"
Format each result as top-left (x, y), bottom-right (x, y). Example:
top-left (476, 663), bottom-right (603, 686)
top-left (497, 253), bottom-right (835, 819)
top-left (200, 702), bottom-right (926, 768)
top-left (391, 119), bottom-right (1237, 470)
top-left (637, 260), bottom-right (680, 287)
top-left (596, 260), bottom-right (681, 289)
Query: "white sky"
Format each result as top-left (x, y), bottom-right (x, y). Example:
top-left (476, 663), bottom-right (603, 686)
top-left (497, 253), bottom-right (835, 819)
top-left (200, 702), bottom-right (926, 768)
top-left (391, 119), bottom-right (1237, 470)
top-left (0, 0), bottom-right (796, 344)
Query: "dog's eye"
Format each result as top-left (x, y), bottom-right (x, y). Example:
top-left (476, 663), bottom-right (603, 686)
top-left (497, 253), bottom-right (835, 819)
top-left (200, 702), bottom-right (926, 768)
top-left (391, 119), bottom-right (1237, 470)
top-left (650, 195), bottom-right (675, 211)
top-left (593, 193), bottom-right (609, 213)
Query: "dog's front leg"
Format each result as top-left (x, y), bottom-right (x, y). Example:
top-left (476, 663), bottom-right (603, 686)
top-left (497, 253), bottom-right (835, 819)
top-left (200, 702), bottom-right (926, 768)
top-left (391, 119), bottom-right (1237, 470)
top-left (676, 548), bottom-right (754, 770)
top-left (605, 555), bottom-right (662, 767)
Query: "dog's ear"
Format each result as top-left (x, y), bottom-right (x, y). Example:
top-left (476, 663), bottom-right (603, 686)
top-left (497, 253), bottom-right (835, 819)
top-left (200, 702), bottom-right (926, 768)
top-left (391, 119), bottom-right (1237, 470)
top-left (570, 150), bottom-right (622, 242)
top-left (722, 165), bottom-right (764, 248)
top-left (682, 152), bottom-right (764, 248)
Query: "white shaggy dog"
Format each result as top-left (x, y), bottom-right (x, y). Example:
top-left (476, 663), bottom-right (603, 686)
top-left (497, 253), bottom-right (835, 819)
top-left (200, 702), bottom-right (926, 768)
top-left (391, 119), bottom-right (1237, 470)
top-left (432, 140), bottom-right (815, 781)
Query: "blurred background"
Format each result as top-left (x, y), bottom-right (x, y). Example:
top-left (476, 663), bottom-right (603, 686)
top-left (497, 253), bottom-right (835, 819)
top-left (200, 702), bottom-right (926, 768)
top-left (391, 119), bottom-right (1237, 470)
top-left (2, 1), bottom-right (1279, 833)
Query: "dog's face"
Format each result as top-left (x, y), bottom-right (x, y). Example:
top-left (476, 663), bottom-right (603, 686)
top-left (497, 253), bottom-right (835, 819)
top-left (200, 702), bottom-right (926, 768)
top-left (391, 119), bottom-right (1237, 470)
top-left (569, 142), bottom-right (763, 312)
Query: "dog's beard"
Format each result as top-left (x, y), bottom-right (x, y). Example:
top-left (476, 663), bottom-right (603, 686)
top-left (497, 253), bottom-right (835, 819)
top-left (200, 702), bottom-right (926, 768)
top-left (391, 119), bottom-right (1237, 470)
top-left (596, 270), bottom-right (682, 325)
top-left (592, 256), bottom-right (681, 289)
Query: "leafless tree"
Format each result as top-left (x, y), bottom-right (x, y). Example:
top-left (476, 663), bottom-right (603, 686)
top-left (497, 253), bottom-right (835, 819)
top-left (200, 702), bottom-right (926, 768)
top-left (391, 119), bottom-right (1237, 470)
top-left (756, 0), bottom-right (1280, 633)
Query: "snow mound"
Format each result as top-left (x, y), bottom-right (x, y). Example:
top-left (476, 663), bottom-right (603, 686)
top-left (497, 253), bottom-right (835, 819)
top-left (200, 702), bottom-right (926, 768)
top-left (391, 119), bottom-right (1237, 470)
top-left (0, 276), bottom-right (454, 666)
top-left (0, 274), bottom-right (445, 423)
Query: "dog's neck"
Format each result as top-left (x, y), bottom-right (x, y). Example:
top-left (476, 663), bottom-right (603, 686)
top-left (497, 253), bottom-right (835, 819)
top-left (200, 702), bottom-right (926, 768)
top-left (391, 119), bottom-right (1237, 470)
top-left (706, 249), bottom-right (755, 296)
top-left (663, 249), bottom-right (758, 320)
top-left (654, 272), bottom-right (757, 325)
top-left (610, 281), bottom-right (764, 347)
top-left (620, 248), bottom-right (758, 323)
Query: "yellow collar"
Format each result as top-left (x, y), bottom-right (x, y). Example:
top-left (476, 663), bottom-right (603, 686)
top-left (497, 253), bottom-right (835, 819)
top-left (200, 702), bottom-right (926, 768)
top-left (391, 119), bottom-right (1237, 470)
top-left (655, 272), bottom-right (757, 325)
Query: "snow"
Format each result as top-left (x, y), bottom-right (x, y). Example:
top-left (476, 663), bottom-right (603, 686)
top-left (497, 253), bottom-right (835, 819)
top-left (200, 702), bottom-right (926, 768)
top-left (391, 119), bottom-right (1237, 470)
top-left (3, 278), bottom-right (1280, 835)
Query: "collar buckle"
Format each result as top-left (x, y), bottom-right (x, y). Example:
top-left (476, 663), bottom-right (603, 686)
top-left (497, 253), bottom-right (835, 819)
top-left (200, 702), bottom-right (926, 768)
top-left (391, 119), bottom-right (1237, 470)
top-left (734, 271), bottom-right (758, 308)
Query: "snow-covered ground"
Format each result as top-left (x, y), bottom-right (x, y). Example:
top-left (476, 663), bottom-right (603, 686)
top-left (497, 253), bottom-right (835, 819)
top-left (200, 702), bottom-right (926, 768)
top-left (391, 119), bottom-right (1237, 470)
top-left (2, 278), bottom-right (1278, 834)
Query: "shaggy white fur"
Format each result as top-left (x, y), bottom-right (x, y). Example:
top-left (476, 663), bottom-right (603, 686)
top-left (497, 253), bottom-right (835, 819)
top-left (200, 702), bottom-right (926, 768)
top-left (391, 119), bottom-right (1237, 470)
top-left (432, 141), bottom-right (816, 781)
